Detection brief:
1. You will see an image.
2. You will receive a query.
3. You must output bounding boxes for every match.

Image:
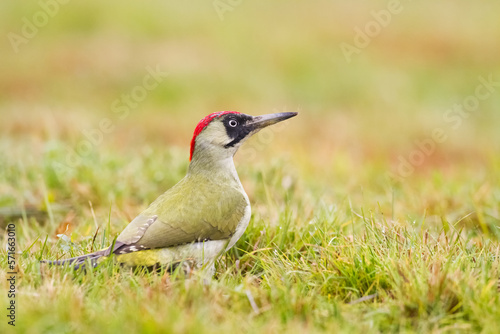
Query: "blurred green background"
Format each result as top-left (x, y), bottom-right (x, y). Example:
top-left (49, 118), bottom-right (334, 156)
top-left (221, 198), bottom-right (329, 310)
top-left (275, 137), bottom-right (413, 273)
top-left (2, 0), bottom-right (500, 219)
top-left (2, 1), bottom-right (500, 144)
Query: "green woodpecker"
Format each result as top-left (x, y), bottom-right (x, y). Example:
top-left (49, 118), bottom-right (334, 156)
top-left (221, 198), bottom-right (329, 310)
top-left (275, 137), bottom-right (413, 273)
top-left (46, 111), bottom-right (297, 273)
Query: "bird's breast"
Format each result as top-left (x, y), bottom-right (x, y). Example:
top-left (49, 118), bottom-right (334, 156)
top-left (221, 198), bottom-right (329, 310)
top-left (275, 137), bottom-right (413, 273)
top-left (226, 199), bottom-right (251, 250)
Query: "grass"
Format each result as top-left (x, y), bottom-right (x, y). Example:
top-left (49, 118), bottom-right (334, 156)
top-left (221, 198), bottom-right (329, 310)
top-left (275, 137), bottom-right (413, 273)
top-left (1, 1), bottom-right (500, 333)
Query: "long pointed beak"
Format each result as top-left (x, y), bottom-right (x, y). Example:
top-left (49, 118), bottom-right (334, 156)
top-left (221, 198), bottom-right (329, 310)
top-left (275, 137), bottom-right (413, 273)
top-left (248, 112), bottom-right (298, 130)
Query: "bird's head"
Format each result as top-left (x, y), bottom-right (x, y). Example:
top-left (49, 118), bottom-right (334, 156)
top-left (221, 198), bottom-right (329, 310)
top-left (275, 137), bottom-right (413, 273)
top-left (189, 111), bottom-right (298, 164)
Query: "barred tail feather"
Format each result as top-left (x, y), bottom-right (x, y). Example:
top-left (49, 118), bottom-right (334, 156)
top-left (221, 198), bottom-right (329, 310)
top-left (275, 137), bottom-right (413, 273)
top-left (43, 249), bottom-right (107, 270)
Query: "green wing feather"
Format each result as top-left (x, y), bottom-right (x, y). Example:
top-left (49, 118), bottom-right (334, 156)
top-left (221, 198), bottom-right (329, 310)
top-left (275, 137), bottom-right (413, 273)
top-left (117, 172), bottom-right (249, 250)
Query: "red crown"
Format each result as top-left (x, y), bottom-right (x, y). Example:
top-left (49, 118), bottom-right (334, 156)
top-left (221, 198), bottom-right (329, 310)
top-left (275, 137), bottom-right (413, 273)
top-left (190, 111), bottom-right (240, 161)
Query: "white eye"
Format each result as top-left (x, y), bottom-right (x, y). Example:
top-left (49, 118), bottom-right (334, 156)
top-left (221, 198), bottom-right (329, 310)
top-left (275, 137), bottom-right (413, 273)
top-left (229, 119), bottom-right (238, 127)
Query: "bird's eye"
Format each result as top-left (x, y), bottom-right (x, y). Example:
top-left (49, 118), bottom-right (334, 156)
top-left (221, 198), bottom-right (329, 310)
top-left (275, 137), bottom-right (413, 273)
top-left (229, 120), bottom-right (238, 127)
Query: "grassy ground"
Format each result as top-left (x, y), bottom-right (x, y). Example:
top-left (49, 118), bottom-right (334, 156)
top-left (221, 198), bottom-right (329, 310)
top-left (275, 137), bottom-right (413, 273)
top-left (1, 1), bottom-right (500, 333)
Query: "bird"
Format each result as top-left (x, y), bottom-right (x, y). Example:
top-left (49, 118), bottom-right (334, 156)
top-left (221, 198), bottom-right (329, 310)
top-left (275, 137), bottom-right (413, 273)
top-left (45, 111), bottom-right (298, 275)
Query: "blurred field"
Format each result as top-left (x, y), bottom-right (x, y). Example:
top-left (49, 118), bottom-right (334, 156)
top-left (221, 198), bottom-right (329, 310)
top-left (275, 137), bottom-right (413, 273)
top-left (1, 1), bottom-right (500, 333)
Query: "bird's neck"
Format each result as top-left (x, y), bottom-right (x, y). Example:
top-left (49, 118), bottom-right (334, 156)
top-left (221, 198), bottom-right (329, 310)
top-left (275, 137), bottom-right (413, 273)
top-left (188, 151), bottom-right (240, 184)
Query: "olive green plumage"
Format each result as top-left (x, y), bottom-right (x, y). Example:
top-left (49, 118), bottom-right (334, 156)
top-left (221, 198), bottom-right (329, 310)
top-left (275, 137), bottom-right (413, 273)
top-left (117, 167), bottom-right (248, 249)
